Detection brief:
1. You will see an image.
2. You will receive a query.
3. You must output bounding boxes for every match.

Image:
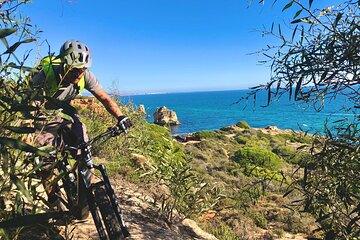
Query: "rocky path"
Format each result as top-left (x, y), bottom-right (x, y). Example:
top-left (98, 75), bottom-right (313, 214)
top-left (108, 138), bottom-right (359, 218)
top-left (64, 178), bottom-right (217, 240)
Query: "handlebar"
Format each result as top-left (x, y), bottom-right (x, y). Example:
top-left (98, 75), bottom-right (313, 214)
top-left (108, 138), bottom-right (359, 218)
top-left (65, 126), bottom-right (125, 169)
top-left (80, 126), bottom-right (124, 149)
top-left (60, 126), bottom-right (124, 153)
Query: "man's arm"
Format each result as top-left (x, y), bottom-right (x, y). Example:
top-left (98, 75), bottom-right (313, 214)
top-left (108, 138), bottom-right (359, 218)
top-left (93, 89), bottom-right (124, 118)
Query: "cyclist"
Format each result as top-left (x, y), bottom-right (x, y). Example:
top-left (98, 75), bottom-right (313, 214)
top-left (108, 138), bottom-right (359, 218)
top-left (31, 39), bottom-right (132, 211)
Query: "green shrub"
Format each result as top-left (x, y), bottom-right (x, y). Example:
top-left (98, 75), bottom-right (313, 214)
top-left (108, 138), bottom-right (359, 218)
top-left (233, 146), bottom-right (282, 170)
top-left (235, 136), bottom-right (248, 144)
top-left (290, 151), bottom-right (312, 165)
top-left (272, 145), bottom-right (296, 159)
top-left (252, 213), bottom-right (268, 229)
top-left (235, 121), bottom-right (251, 129)
top-left (200, 219), bottom-right (239, 240)
top-left (220, 126), bottom-right (235, 132)
top-left (273, 228), bottom-right (285, 238)
top-left (192, 130), bottom-right (216, 139)
top-left (277, 133), bottom-right (312, 144)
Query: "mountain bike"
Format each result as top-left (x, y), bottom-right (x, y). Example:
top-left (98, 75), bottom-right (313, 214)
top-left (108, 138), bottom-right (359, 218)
top-left (52, 123), bottom-right (131, 240)
top-left (0, 122), bottom-right (130, 239)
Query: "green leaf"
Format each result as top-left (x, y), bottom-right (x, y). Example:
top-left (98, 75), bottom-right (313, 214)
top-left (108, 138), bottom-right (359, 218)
top-left (1, 37), bottom-right (9, 48)
top-left (0, 28), bottom-right (17, 38)
top-left (282, 1), bottom-right (294, 12)
top-left (334, 13), bottom-right (343, 28)
top-left (44, 96), bottom-right (77, 115)
top-left (295, 77), bottom-right (303, 100)
top-left (0, 228), bottom-right (10, 240)
top-left (0, 137), bottom-right (49, 157)
top-left (292, 25), bottom-right (298, 41)
top-left (11, 175), bottom-right (33, 203)
top-left (294, 9), bottom-right (302, 19)
top-left (1, 148), bottom-right (9, 175)
top-left (3, 38), bottom-right (36, 54)
top-left (309, 0), bottom-right (314, 8)
top-left (4, 126), bottom-right (36, 134)
top-left (10, 105), bottom-right (39, 112)
top-left (278, 24), bottom-right (282, 36)
top-left (291, 18), bottom-right (302, 24)
top-left (7, 63), bottom-right (37, 72)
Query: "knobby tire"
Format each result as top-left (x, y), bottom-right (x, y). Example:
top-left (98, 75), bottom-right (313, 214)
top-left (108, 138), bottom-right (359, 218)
top-left (95, 186), bottom-right (124, 240)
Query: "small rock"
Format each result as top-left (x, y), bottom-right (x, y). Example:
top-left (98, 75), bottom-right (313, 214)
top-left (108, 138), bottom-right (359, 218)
top-left (137, 104), bottom-right (146, 115)
top-left (265, 126), bottom-right (280, 131)
top-left (182, 218), bottom-right (219, 240)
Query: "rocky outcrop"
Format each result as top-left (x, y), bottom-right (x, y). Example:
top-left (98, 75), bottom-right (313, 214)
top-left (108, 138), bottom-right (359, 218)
top-left (137, 104), bottom-right (146, 115)
top-left (153, 106), bottom-right (180, 126)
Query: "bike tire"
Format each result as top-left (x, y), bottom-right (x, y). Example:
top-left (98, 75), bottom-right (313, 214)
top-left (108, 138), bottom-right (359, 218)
top-left (94, 186), bottom-right (123, 240)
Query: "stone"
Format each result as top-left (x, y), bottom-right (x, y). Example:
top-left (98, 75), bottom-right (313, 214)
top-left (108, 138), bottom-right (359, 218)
top-left (137, 104), bottom-right (146, 115)
top-left (153, 106), bottom-right (180, 126)
top-left (182, 218), bottom-right (218, 240)
top-left (265, 125), bottom-right (280, 131)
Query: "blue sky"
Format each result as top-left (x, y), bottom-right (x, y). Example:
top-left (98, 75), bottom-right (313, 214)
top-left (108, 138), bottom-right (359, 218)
top-left (19, 0), bottom-right (335, 94)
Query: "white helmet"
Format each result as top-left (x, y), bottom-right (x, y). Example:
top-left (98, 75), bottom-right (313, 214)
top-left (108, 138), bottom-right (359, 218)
top-left (60, 39), bottom-right (92, 68)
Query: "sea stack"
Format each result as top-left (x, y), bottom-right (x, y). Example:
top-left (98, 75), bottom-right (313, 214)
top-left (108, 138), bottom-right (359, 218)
top-left (153, 106), bottom-right (181, 126)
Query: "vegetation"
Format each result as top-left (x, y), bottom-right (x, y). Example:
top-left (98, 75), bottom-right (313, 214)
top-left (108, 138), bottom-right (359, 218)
top-left (1, 0), bottom-right (358, 239)
top-left (183, 123), bottom-right (317, 239)
top-left (248, 0), bottom-right (360, 238)
top-left (0, 1), bottom-right (60, 239)
top-left (0, 1), bottom-right (215, 238)
top-left (235, 120), bottom-right (251, 129)
top-left (233, 146), bottom-right (283, 170)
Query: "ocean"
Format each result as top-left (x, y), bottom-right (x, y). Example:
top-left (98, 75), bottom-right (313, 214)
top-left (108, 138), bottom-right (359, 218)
top-left (120, 89), bottom-right (355, 135)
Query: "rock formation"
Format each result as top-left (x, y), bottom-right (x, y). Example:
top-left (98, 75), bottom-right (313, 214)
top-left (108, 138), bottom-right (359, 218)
top-left (153, 106), bottom-right (180, 126)
top-left (137, 104), bottom-right (146, 115)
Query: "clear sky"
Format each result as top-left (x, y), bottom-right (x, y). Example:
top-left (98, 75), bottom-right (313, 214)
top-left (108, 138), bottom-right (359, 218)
top-left (18, 0), bottom-right (336, 95)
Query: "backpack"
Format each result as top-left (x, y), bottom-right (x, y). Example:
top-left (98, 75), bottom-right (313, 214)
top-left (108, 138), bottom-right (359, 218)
top-left (40, 56), bottom-right (85, 96)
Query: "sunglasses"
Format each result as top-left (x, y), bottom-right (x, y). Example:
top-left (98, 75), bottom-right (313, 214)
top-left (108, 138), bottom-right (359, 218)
top-left (68, 67), bottom-right (86, 75)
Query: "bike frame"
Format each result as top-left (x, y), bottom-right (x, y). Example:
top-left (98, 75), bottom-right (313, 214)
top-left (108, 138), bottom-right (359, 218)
top-left (64, 126), bottom-right (130, 239)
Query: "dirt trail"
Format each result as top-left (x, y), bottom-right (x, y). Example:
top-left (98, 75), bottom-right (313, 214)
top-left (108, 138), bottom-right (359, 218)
top-left (64, 178), bottom-right (216, 240)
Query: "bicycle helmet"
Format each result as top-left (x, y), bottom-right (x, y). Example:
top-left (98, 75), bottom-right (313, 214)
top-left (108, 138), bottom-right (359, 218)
top-left (60, 39), bottom-right (92, 68)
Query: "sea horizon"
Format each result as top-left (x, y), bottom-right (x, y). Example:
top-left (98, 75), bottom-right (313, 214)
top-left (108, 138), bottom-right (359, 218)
top-left (117, 88), bottom-right (251, 97)
top-left (120, 89), bottom-right (356, 135)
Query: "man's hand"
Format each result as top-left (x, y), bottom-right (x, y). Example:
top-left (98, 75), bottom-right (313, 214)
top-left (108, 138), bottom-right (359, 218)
top-left (117, 116), bottom-right (132, 133)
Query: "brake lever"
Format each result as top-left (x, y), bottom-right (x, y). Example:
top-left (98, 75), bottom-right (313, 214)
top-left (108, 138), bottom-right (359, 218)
top-left (109, 126), bottom-right (123, 137)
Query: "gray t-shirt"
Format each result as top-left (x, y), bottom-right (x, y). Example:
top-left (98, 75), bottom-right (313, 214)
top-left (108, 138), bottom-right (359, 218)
top-left (32, 64), bottom-right (103, 102)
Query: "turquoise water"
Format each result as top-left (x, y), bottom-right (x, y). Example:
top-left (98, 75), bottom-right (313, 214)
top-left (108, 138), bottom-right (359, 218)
top-left (120, 89), bottom-right (355, 135)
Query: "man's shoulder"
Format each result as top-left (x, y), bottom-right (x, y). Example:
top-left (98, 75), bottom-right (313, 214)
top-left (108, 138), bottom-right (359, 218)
top-left (83, 69), bottom-right (103, 92)
top-left (84, 69), bottom-right (96, 80)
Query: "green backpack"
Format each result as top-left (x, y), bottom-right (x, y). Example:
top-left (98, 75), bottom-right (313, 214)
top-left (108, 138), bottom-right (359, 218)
top-left (40, 56), bottom-right (85, 96)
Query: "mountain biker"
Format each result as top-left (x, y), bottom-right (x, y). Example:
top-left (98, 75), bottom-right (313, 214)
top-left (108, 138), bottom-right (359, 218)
top-left (31, 39), bottom-right (132, 211)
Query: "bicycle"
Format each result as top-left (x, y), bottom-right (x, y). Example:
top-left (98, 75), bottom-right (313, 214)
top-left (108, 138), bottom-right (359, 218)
top-left (51, 123), bottom-right (131, 240)
top-left (0, 122), bottom-right (130, 239)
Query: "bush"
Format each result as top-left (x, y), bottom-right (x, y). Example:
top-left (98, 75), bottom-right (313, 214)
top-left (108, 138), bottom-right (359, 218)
top-left (233, 146), bottom-right (282, 170)
top-left (235, 121), bottom-right (251, 129)
top-left (235, 136), bottom-right (248, 145)
top-left (252, 213), bottom-right (268, 229)
top-left (272, 145), bottom-right (296, 159)
top-left (277, 133), bottom-right (312, 144)
top-left (192, 130), bottom-right (216, 139)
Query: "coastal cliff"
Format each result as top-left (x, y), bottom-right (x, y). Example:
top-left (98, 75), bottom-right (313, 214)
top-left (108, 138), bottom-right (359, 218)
top-left (68, 98), bottom-right (317, 239)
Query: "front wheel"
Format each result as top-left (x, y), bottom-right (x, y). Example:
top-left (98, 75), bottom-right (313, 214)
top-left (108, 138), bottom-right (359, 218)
top-left (94, 186), bottom-right (124, 240)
